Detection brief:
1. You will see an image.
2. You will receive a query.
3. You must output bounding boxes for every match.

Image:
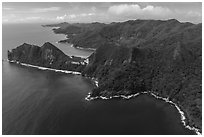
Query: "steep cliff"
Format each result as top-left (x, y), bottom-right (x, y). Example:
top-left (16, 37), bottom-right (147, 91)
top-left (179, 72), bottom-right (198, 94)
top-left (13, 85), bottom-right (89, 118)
top-left (8, 42), bottom-right (86, 72)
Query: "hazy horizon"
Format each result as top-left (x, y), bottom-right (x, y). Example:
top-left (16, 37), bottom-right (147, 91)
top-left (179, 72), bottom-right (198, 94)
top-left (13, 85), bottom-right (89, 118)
top-left (3, 2), bottom-right (202, 24)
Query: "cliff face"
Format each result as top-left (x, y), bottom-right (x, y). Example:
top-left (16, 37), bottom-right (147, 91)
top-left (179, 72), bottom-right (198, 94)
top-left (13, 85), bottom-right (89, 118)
top-left (8, 42), bottom-right (86, 72)
top-left (82, 42), bottom-right (132, 77)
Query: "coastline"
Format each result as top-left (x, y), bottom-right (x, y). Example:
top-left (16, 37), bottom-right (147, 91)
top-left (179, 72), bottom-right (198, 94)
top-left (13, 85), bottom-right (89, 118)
top-left (74, 46), bottom-right (96, 51)
top-left (57, 40), bottom-right (96, 51)
top-left (84, 76), bottom-right (99, 87)
top-left (5, 59), bottom-right (99, 90)
top-left (45, 25), bottom-right (96, 52)
top-left (6, 59), bottom-right (81, 75)
top-left (4, 59), bottom-right (201, 135)
top-left (6, 24), bottom-right (201, 135)
top-left (53, 33), bottom-right (96, 51)
top-left (85, 82), bottom-right (201, 135)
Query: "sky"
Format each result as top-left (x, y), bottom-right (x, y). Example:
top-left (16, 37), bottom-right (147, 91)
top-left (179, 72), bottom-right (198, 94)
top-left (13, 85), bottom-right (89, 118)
top-left (2, 2), bottom-right (202, 24)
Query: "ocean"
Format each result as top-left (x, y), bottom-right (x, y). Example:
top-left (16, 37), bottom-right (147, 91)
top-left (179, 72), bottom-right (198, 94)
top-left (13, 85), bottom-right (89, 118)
top-left (2, 23), bottom-right (196, 135)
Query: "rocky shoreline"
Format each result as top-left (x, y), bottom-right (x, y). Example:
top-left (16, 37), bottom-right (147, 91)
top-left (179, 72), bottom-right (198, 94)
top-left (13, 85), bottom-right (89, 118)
top-left (70, 44), bottom-right (96, 51)
top-left (45, 25), bottom-right (97, 51)
top-left (85, 88), bottom-right (201, 135)
top-left (56, 35), bottom-right (96, 51)
top-left (5, 58), bottom-right (201, 135)
top-left (75, 46), bottom-right (96, 51)
top-left (6, 60), bottom-right (81, 75)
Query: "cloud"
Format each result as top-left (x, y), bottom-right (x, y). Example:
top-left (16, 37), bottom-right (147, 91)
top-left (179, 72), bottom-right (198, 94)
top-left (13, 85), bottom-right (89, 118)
top-left (16, 17), bottom-right (43, 22)
top-left (56, 14), bottom-right (76, 20)
top-left (172, 9), bottom-right (201, 23)
top-left (91, 7), bottom-right (96, 12)
top-left (69, 14), bottom-right (77, 18)
top-left (31, 7), bottom-right (61, 13)
top-left (56, 13), bottom-right (95, 21)
top-left (3, 7), bottom-right (13, 10)
top-left (56, 14), bottom-right (67, 20)
top-left (23, 17), bottom-right (42, 20)
top-left (2, 16), bottom-right (59, 23)
top-left (80, 13), bottom-right (95, 17)
top-left (3, 3), bottom-right (201, 24)
top-left (3, 18), bottom-right (9, 22)
top-left (108, 4), bottom-right (172, 18)
top-left (2, 14), bottom-right (16, 23)
top-left (186, 11), bottom-right (201, 17)
top-left (107, 4), bottom-right (201, 23)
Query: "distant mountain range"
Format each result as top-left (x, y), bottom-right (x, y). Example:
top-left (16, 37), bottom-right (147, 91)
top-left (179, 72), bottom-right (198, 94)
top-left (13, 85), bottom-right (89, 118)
top-left (43, 19), bottom-right (201, 49)
top-left (10, 19), bottom-right (202, 132)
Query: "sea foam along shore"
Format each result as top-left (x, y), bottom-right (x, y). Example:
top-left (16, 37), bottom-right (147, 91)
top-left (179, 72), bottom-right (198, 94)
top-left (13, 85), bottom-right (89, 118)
top-left (91, 77), bottom-right (99, 87)
top-left (75, 46), bottom-right (96, 51)
top-left (7, 60), bottom-right (81, 75)
top-left (85, 90), bottom-right (201, 135)
top-left (83, 75), bottom-right (99, 87)
top-left (56, 39), bottom-right (96, 51)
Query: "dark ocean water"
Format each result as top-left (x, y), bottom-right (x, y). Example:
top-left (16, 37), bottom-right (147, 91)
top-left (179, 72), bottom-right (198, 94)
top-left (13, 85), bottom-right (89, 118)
top-left (2, 23), bottom-right (195, 135)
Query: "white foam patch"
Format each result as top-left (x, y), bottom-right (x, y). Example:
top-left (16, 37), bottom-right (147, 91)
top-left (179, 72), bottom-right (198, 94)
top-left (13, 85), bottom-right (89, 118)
top-left (91, 78), bottom-right (99, 87)
top-left (71, 61), bottom-right (80, 65)
top-left (84, 58), bottom-right (89, 64)
top-left (75, 46), bottom-right (96, 51)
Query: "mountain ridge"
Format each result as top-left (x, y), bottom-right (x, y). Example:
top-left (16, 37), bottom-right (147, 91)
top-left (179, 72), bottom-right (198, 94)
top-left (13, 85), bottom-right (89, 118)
top-left (43, 19), bottom-right (198, 49)
top-left (8, 42), bottom-right (87, 72)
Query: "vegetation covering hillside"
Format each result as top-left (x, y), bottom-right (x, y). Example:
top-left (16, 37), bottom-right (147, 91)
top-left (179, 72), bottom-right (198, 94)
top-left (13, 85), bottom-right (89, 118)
top-left (8, 42), bottom-right (86, 72)
top-left (45, 19), bottom-right (196, 49)
top-left (15, 19), bottom-right (202, 131)
top-left (78, 20), bottom-right (201, 131)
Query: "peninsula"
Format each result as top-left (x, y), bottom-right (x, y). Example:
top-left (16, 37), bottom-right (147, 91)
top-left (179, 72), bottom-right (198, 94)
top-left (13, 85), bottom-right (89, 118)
top-left (9, 19), bottom-right (202, 133)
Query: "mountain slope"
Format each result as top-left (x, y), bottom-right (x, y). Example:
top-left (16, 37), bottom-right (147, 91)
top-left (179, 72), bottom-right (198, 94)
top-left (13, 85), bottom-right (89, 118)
top-left (81, 21), bottom-right (202, 131)
top-left (45, 19), bottom-right (196, 49)
top-left (8, 42), bottom-right (86, 72)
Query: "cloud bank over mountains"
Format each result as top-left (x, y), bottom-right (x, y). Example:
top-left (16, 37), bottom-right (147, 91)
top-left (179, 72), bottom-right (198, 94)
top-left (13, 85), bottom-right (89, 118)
top-left (108, 4), bottom-right (172, 17)
top-left (2, 2), bottom-right (202, 24)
